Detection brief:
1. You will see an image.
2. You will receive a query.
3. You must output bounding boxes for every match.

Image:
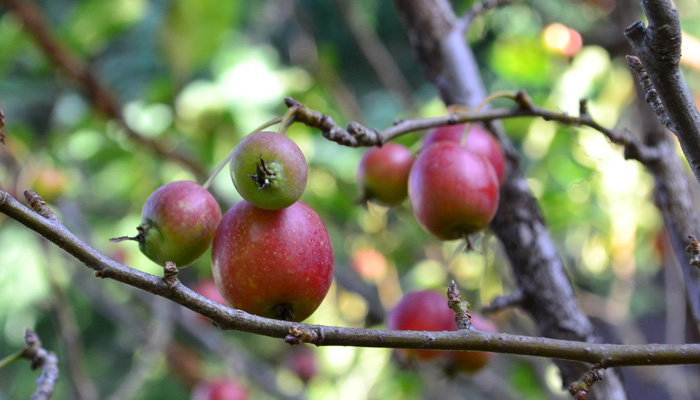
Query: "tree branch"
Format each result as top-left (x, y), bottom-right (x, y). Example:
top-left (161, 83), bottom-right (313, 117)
top-left (625, 0), bottom-right (700, 187)
top-left (3, 190), bottom-right (700, 369)
top-left (286, 92), bottom-right (655, 163)
top-left (22, 329), bottom-right (60, 400)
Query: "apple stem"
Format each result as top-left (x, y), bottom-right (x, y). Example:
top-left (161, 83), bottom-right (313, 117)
top-left (278, 106), bottom-right (298, 136)
top-left (109, 235), bottom-right (139, 243)
top-left (274, 303), bottom-right (296, 321)
top-left (460, 91), bottom-right (518, 146)
top-left (201, 116), bottom-right (284, 191)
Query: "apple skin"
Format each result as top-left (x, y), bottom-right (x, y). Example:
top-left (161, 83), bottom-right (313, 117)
top-left (191, 378), bottom-right (248, 400)
top-left (386, 290), bottom-right (456, 360)
top-left (356, 143), bottom-right (414, 206)
top-left (211, 200), bottom-right (334, 322)
top-left (409, 142), bottom-right (499, 240)
top-left (423, 124), bottom-right (505, 184)
top-left (230, 131), bottom-right (308, 210)
top-left (137, 181), bottom-right (222, 267)
top-left (387, 290), bottom-right (497, 372)
top-left (285, 347), bottom-right (318, 384)
top-left (450, 313), bottom-right (497, 373)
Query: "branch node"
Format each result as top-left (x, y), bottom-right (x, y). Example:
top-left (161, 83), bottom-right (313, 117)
top-left (447, 281), bottom-right (471, 330)
top-left (285, 325), bottom-right (325, 346)
top-left (23, 190), bottom-right (59, 222)
top-left (285, 97), bottom-right (382, 147)
top-left (626, 55), bottom-right (673, 130)
top-left (687, 235), bottom-right (700, 269)
top-left (162, 261), bottom-right (179, 289)
top-left (513, 90), bottom-right (534, 111)
top-left (569, 364), bottom-right (605, 400)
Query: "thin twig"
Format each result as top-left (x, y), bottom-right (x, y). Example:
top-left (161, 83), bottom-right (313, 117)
top-left (481, 290), bottom-right (524, 315)
top-left (22, 329), bottom-right (60, 400)
top-left (3, 191), bottom-right (700, 367)
top-left (286, 92), bottom-right (657, 163)
top-left (0, 107), bottom-right (5, 144)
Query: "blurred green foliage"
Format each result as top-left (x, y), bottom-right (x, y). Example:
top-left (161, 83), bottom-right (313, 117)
top-left (1, 0), bottom-right (700, 399)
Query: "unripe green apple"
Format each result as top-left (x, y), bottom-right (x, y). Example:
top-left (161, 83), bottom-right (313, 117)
top-left (116, 181), bottom-right (222, 268)
top-left (230, 131), bottom-right (308, 210)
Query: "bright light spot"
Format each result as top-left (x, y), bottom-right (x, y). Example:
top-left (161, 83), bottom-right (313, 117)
top-left (544, 363), bottom-right (564, 392)
top-left (582, 235), bottom-right (608, 275)
top-left (526, 177), bottom-right (544, 199)
top-left (523, 119), bottom-right (556, 160)
top-left (359, 204), bottom-right (388, 233)
top-left (681, 30), bottom-right (700, 70)
top-left (124, 102), bottom-right (173, 137)
top-left (321, 346), bottom-right (356, 373)
top-left (308, 168), bottom-right (337, 198)
top-left (219, 58), bottom-right (284, 107)
top-left (577, 127), bottom-right (615, 161)
top-left (448, 252), bottom-right (485, 290)
top-left (543, 23), bottom-right (583, 57)
top-left (337, 290), bottom-right (368, 324)
top-left (409, 259), bottom-right (447, 289)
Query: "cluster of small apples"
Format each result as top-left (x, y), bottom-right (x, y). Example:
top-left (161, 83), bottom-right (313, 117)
top-left (118, 131), bottom-right (333, 323)
top-left (387, 290), bottom-right (498, 373)
top-left (357, 123), bottom-right (504, 240)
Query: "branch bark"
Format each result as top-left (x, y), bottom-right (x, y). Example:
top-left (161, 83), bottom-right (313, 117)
top-left (625, 0), bottom-right (700, 186)
top-left (4, 191), bottom-right (700, 370)
top-left (391, 1), bottom-right (628, 398)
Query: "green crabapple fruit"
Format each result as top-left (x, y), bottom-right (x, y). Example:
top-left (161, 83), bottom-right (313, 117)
top-left (230, 131), bottom-right (308, 210)
top-left (115, 181), bottom-right (221, 268)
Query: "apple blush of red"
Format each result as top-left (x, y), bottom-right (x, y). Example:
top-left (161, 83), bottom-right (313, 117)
top-left (386, 290), bottom-right (456, 360)
top-left (191, 378), bottom-right (248, 400)
top-left (423, 123), bottom-right (505, 184)
top-left (211, 200), bottom-right (334, 322)
top-left (387, 290), bottom-right (497, 373)
top-left (409, 142), bottom-right (499, 240)
top-left (449, 313), bottom-right (497, 373)
top-left (356, 142), bottom-right (414, 206)
top-left (120, 181), bottom-right (222, 268)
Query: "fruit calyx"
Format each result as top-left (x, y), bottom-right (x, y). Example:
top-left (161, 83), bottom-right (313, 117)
top-left (109, 223), bottom-right (151, 244)
top-left (274, 303), bottom-right (296, 321)
top-left (247, 155), bottom-right (276, 190)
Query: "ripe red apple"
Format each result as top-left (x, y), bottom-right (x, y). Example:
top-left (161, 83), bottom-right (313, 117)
top-left (386, 290), bottom-right (456, 360)
top-left (423, 124), bottom-right (505, 183)
top-left (191, 378), bottom-right (248, 400)
top-left (211, 200), bottom-right (334, 322)
top-left (285, 347), bottom-right (318, 384)
top-left (409, 142), bottom-right (499, 240)
top-left (387, 290), bottom-right (497, 373)
top-left (356, 142), bottom-right (414, 206)
top-left (449, 313), bottom-right (497, 373)
top-left (115, 181), bottom-right (222, 267)
top-left (230, 131), bottom-right (308, 210)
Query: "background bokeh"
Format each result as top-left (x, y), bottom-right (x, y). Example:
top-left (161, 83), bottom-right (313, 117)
top-left (2, 0), bottom-right (700, 399)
